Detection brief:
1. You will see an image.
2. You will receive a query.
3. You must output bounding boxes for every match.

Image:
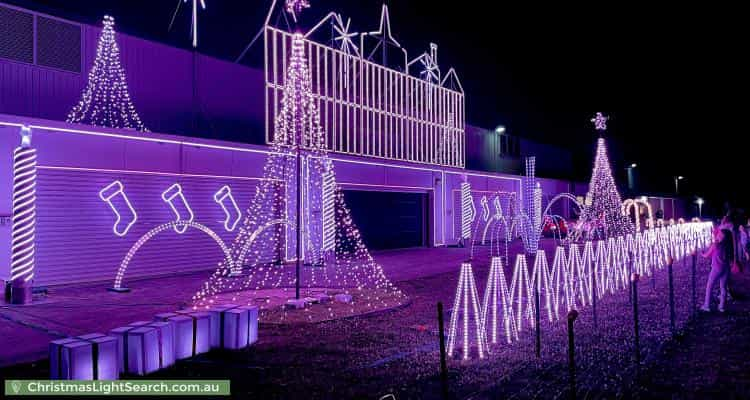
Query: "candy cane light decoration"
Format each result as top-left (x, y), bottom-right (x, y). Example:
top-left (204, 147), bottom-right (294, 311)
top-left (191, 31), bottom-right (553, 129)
top-left (10, 126), bottom-right (36, 304)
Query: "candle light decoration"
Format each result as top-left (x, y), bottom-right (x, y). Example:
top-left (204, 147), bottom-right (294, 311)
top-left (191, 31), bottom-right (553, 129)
top-left (67, 16), bottom-right (147, 132)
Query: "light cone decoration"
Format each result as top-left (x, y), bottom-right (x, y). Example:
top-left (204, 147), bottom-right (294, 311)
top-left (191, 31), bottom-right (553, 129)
top-left (510, 254), bottom-right (535, 332)
top-left (447, 263), bottom-right (487, 360)
top-left (67, 16), bottom-right (147, 131)
top-left (481, 257), bottom-right (517, 344)
top-left (191, 33), bottom-right (405, 321)
top-left (531, 249), bottom-right (553, 323)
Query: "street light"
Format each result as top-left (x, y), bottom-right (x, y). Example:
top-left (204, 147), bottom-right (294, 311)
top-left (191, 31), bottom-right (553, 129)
top-left (695, 197), bottom-right (704, 218)
top-left (626, 163), bottom-right (637, 191)
top-left (674, 176), bottom-right (684, 195)
top-left (495, 125), bottom-right (506, 134)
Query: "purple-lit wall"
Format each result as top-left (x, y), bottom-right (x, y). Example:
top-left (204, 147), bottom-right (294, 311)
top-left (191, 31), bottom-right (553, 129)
top-left (0, 4), bottom-right (266, 144)
top-left (1, 115), bottom-right (537, 286)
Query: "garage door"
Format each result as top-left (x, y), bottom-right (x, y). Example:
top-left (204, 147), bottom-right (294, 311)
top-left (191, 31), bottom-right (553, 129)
top-left (343, 190), bottom-right (428, 250)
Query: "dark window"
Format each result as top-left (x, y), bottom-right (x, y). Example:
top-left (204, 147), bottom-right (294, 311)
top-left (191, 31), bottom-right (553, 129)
top-left (36, 16), bottom-right (81, 72)
top-left (0, 5), bottom-right (34, 64)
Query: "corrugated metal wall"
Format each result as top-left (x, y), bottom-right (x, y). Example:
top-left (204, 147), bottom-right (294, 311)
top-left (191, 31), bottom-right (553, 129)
top-left (0, 3), bottom-right (266, 144)
top-left (34, 167), bottom-right (261, 286)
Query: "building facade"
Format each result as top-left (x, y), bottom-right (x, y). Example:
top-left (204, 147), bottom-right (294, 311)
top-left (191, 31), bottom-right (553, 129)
top-left (0, 2), bottom-right (584, 286)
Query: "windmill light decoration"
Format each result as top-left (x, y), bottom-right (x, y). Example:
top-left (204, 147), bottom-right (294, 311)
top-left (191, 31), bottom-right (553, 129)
top-left (333, 15), bottom-right (359, 56)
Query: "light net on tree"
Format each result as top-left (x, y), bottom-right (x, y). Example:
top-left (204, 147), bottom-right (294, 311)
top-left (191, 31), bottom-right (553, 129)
top-left (192, 33), bottom-right (406, 322)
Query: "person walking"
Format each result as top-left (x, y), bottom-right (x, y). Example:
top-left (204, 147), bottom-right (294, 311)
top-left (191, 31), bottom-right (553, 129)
top-left (701, 227), bottom-right (733, 312)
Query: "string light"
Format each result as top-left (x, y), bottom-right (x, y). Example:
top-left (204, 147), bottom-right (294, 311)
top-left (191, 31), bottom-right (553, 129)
top-left (573, 137), bottom-right (633, 240)
top-left (67, 16), bottom-right (147, 132)
top-left (285, 0), bottom-right (310, 23)
top-left (509, 254), bottom-right (534, 332)
top-left (214, 186), bottom-right (242, 232)
top-left (481, 257), bottom-right (517, 344)
top-left (591, 112), bottom-right (609, 131)
top-left (162, 184), bottom-right (194, 234)
top-left (475, 222), bottom-right (713, 350)
top-left (99, 180), bottom-right (138, 237)
top-left (531, 249), bottom-right (553, 323)
top-left (113, 221), bottom-right (232, 290)
top-left (191, 32), bottom-right (405, 319)
top-left (460, 181), bottom-right (475, 241)
top-left (10, 126), bottom-right (37, 290)
top-left (447, 263), bottom-right (486, 359)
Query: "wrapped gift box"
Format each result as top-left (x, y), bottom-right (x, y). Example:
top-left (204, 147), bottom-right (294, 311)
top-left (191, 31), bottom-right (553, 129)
top-left (237, 305), bottom-right (259, 346)
top-left (186, 312), bottom-right (211, 355)
top-left (221, 308), bottom-right (249, 350)
top-left (146, 321), bottom-right (176, 369)
top-left (207, 305), bottom-right (237, 349)
top-left (153, 312), bottom-right (178, 321)
top-left (76, 333), bottom-right (119, 380)
top-left (166, 315), bottom-right (194, 360)
top-left (50, 338), bottom-right (92, 380)
top-left (174, 310), bottom-right (211, 355)
top-left (126, 327), bottom-right (160, 376)
top-left (109, 325), bottom-right (159, 376)
top-left (206, 306), bottom-right (233, 349)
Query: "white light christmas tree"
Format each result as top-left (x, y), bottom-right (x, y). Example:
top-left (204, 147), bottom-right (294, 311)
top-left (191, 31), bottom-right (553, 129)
top-left (572, 114), bottom-right (632, 240)
top-left (191, 32), bottom-right (404, 320)
top-left (67, 16), bottom-right (147, 132)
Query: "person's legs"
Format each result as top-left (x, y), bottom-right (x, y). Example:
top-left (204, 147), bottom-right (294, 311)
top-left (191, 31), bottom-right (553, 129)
top-left (703, 266), bottom-right (720, 310)
top-left (719, 269), bottom-right (728, 311)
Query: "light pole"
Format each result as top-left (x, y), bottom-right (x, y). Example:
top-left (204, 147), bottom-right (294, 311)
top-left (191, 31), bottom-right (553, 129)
top-left (696, 197), bottom-right (704, 218)
top-left (674, 176), bottom-right (684, 195)
top-left (626, 163), bottom-right (637, 191)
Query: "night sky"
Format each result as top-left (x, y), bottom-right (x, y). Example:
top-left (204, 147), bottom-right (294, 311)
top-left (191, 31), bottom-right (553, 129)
top-left (6, 0), bottom-right (746, 215)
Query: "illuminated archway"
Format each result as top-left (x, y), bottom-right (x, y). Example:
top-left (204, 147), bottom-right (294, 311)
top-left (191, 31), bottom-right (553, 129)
top-left (234, 218), bottom-right (291, 274)
top-left (113, 221), bottom-right (232, 290)
top-left (542, 193), bottom-right (582, 220)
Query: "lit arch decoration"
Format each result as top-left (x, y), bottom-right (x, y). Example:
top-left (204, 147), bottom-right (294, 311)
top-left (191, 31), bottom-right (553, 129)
top-left (233, 218), bottom-right (292, 274)
top-left (542, 193), bottom-right (582, 220)
top-left (193, 219), bottom-right (291, 304)
top-left (622, 198), bottom-right (654, 232)
top-left (113, 221), bottom-right (232, 290)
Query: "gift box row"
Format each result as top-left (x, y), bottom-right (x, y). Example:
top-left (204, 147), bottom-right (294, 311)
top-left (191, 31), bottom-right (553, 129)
top-left (50, 304), bottom-right (258, 379)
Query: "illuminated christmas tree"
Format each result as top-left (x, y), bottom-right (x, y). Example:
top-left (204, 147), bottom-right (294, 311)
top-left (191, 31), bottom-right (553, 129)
top-left (573, 113), bottom-right (633, 240)
top-left (67, 16), bottom-right (147, 131)
top-left (192, 32), bottom-right (404, 320)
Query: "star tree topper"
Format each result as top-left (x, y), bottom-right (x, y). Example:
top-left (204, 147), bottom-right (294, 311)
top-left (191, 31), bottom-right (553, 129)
top-left (286, 0), bottom-right (311, 23)
top-left (591, 112), bottom-right (609, 131)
